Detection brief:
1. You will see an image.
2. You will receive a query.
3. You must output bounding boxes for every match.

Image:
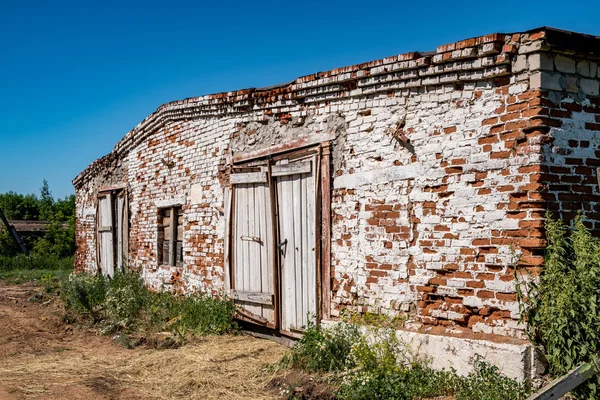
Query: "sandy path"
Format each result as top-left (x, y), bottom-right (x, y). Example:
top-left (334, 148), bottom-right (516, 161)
top-left (0, 281), bottom-right (286, 400)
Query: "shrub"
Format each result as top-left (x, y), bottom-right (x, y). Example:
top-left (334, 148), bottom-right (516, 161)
top-left (280, 318), bottom-right (361, 372)
top-left (517, 212), bottom-right (600, 399)
top-left (103, 272), bottom-right (149, 330)
top-left (61, 272), bottom-right (108, 321)
top-left (61, 271), bottom-right (237, 337)
top-left (142, 290), bottom-right (238, 336)
top-left (455, 357), bottom-right (530, 400)
top-left (279, 318), bottom-right (530, 400)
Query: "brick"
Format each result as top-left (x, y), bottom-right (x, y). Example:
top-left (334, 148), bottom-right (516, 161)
top-left (554, 54), bottom-right (576, 74)
top-left (581, 79), bottom-right (600, 96)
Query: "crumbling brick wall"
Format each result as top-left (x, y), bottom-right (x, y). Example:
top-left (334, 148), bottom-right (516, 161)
top-left (74, 27), bottom-right (600, 337)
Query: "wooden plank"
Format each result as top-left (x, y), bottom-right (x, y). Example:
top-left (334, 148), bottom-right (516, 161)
top-left (232, 133), bottom-right (335, 163)
top-left (98, 183), bottom-right (127, 192)
top-left (277, 176), bottom-right (291, 332)
top-left (230, 172), bottom-right (267, 185)
top-left (242, 330), bottom-right (297, 348)
top-left (235, 307), bottom-right (269, 325)
top-left (268, 161), bottom-right (280, 330)
top-left (255, 183), bottom-right (268, 321)
top-left (272, 161), bottom-right (312, 177)
top-left (232, 290), bottom-right (274, 306)
top-left (301, 170), bottom-right (309, 328)
top-left (527, 360), bottom-right (597, 400)
top-left (238, 185), bottom-right (247, 292)
top-left (293, 174), bottom-right (304, 330)
top-left (262, 183), bottom-right (275, 324)
top-left (98, 226), bottom-right (112, 232)
top-left (99, 194), bottom-right (115, 277)
top-left (306, 157), bottom-right (317, 325)
top-left (241, 235), bottom-right (262, 243)
top-left (247, 184), bottom-right (261, 317)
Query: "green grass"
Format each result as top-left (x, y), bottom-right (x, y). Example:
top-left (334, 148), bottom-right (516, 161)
top-left (0, 254), bottom-right (73, 283)
top-left (0, 268), bottom-right (72, 283)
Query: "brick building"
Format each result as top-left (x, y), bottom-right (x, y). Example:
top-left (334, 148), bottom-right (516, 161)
top-left (74, 27), bottom-right (600, 378)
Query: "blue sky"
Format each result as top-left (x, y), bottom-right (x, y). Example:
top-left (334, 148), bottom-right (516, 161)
top-left (1, 0), bottom-right (599, 198)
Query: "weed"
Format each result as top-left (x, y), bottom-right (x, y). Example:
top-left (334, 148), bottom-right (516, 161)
top-left (278, 318), bottom-right (531, 400)
top-left (516, 212), bottom-right (600, 399)
top-left (279, 317), bottom-right (360, 372)
top-left (60, 271), bottom-right (237, 339)
top-left (455, 356), bottom-right (530, 400)
top-left (61, 272), bottom-right (108, 321)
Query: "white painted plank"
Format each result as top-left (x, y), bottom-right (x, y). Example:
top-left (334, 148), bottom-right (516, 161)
top-left (262, 183), bottom-right (275, 323)
top-left (271, 161), bottom-right (312, 177)
top-left (255, 183), bottom-right (268, 321)
top-left (278, 175), bottom-right (295, 332)
top-left (292, 174), bottom-right (304, 330)
top-left (246, 184), bottom-right (260, 317)
top-left (99, 195), bottom-right (114, 277)
top-left (235, 185), bottom-right (245, 291)
top-left (231, 290), bottom-right (274, 306)
top-left (301, 171), bottom-right (309, 328)
top-left (230, 172), bottom-right (267, 184)
top-left (306, 157), bottom-right (318, 321)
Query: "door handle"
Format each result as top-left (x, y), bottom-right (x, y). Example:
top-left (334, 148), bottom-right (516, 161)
top-left (277, 239), bottom-right (288, 255)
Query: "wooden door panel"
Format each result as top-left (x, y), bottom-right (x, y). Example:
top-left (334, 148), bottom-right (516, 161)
top-left (97, 194), bottom-right (114, 277)
top-left (276, 157), bottom-right (317, 333)
top-left (231, 179), bottom-right (275, 325)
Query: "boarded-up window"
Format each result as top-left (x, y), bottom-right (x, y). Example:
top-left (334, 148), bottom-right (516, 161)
top-left (158, 207), bottom-right (183, 266)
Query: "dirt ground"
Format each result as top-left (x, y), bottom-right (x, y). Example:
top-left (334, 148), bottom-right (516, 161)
top-left (0, 281), bottom-right (287, 400)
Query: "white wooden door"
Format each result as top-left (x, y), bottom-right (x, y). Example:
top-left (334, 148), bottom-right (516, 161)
top-left (275, 157), bottom-right (317, 333)
top-left (231, 171), bottom-right (276, 326)
top-left (97, 194), bottom-right (115, 277)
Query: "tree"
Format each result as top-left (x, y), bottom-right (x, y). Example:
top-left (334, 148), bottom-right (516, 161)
top-left (39, 180), bottom-right (54, 221)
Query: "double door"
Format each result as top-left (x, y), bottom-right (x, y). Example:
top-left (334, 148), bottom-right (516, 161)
top-left (230, 154), bottom-right (318, 335)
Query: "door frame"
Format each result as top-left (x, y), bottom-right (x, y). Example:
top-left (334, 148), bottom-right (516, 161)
top-left (227, 139), bottom-right (332, 335)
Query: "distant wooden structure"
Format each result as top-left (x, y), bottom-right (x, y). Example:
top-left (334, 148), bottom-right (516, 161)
top-left (6, 220), bottom-right (53, 233)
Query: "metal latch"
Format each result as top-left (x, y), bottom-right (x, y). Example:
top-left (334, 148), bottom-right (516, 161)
top-left (277, 238), bottom-right (288, 255)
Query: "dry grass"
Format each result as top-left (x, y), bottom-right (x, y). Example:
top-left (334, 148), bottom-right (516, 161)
top-left (0, 281), bottom-right (287, 400)
top-left (0, 336), bottom-right (286, 400)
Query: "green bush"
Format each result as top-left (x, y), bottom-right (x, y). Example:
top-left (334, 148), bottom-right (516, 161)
top-left (517, 212), bottom-right (600, 399)
top-left (142, 289), bottom-right (238, 336)
top-left (60, 271), bottom-right (237, 337)
top-left (279, 318), bottom-right (530, 400)
top-left (455, 357), bottom-right (530, 400)
top-left (61, 272), bottom-right (109, 320)
top-left (103, 272), bottom-right (149, 329)
top-left (280, 318), bottom-right (361, 372)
